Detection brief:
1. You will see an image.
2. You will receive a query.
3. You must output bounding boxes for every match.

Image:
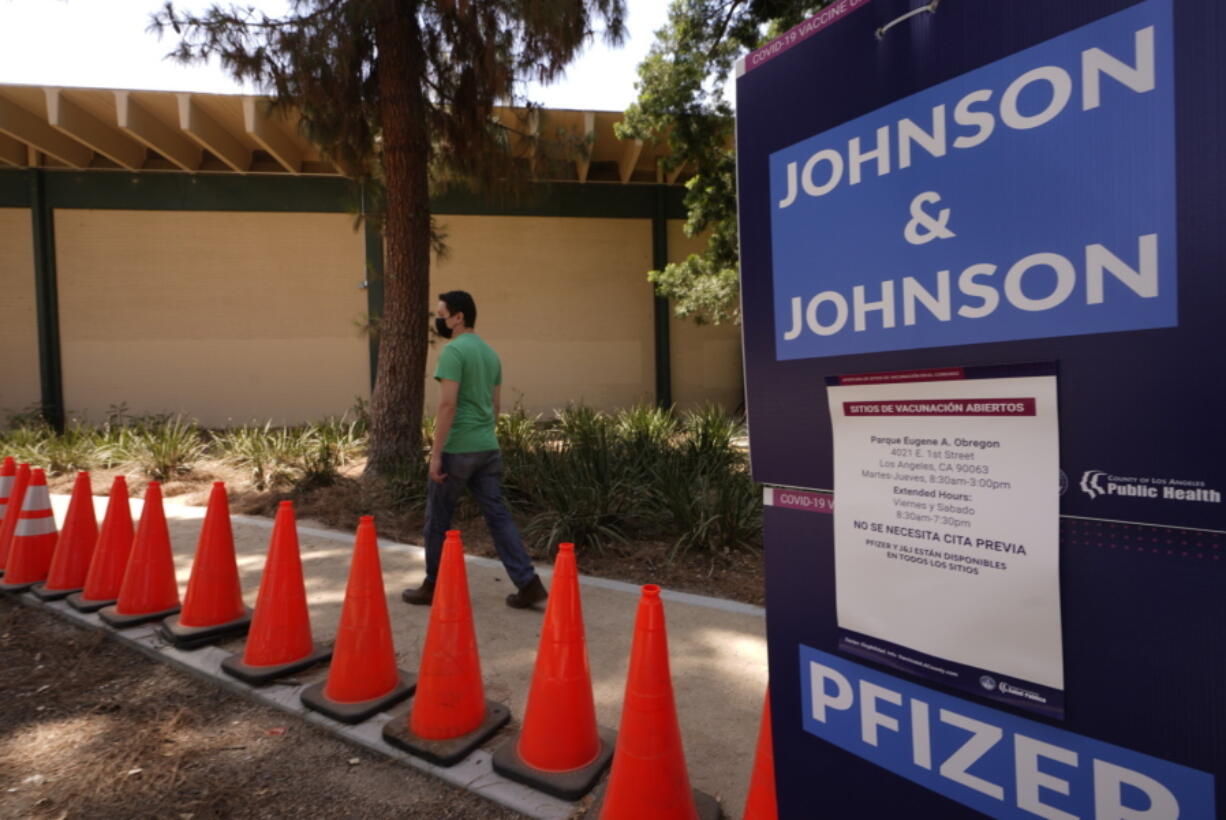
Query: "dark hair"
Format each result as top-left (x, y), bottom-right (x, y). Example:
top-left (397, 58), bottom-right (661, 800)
top-left (438, 290), bottom-right (476, 328)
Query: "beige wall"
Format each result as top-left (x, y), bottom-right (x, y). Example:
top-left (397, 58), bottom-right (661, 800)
top-left (666, 219), bottom-right (744, 411)
top-left (55, 210), bottom-right (368, 427)
top-left (427, 215), bottom-right (656, 415)
top-left (0, 208), bottom-right (41, 418)
top-left (41, 207), bottom-right (740, 428)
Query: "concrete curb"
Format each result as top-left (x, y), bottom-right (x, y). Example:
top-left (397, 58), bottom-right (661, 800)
top-left (229, 512), bottom-right (766, 619)
top-left (53, 496), bottom-right (765, 621)
top-left (9, 589), bottom-right (576, 820)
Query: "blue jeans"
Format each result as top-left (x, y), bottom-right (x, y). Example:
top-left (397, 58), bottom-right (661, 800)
top-left (423, 450), bottom-right (537, 590)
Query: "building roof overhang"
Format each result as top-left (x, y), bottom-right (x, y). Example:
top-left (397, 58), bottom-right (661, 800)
top-left (0, 83), bottom-right (687, 185)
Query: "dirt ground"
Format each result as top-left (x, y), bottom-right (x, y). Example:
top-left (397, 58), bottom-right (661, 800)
top-left (0, 599), bottom-right (526, 820)
top-left (46, 462), bottom-right (766, 607)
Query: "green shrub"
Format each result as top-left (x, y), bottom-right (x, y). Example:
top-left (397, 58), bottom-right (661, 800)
top-left (384, 460), bottom-right (430, 517)
top-left (519, 445), bottom-right (637, 556)
top-left (347, 396), bottom-right (371, 436)
top-left (297, 436), bottom-right (339, 490)
top-left (313, 415), bottom-right (366, 466)
top-left (0, 421), bottom-right (53, 468)
top-left (557, 403), bottom-right (615, 451)
top-left (645, 448), bottom-right (761, 560)
top-left (0, 398), bottom-right (763, 562)
top-left (297, 414), bottom-right (367, 489)
top-left (39, 424), bottom-right (106, 475)
top-left (212, 422), bottom-right (305, 489)
top-left (611, 403), bottom-right (677, 476)
top-left (496, 404), bottom-right (541, 456)
top-left (116, 416), bottom-right (208, 480)
top-left (680, 403), bottom-right (742, 467)
top-left (613, 403), bottom-right (678, 449)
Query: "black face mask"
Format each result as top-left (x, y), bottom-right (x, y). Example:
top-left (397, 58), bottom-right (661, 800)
top-left (434, 317), bottom-right (453, 339)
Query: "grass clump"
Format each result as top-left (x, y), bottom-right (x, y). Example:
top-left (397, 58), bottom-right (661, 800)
top-left (503, 402), bottom-right (759, 560)
top-left (114, 416), bottom-right (208, 481)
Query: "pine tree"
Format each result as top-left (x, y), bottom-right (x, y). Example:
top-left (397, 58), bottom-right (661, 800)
top-left (618, 0), bottom-right (829, 325)
top-left (152, 0), bottom-right (625, 474)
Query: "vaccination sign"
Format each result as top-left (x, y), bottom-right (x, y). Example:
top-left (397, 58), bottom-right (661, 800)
top-left (799, 646), bottom-right (1215, 820)
top-left (769, 0), bottom-right (1175, 360)
top-left (737, 0), bottom-right (1226, 815)
top-left (828, 365), bottom-right (1062, 716)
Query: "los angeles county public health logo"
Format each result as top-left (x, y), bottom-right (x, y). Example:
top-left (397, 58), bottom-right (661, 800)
top-left (1079, 469), bottom-right (1221, 504)
top-left (979, 675), bottom-right (996, 691)
top-left (1080, 470), bottom-right (1108, 499)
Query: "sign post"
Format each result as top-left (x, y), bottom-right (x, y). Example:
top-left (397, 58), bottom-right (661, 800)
top-left (735, 1), bottom-right (1225, 816)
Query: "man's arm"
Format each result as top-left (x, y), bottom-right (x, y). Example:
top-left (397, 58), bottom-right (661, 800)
top-left (430, 378), bottom-right (460, 483)
top-left (492, 384), bottom-right (501, 420)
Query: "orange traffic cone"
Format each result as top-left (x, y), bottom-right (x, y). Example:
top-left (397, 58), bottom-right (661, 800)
top-left (33, 472), bottom-right (98, 600)
top-left (67, 476), bottom-right (135, 613)
top-left (742, 691), bottom-right (778, 820)
top-left (0, 457), bottom-right (15, 542)
top-left (383, 529), bottom-right (509, 765)
top-left (492, 542), bottom-right (614, 799)
top-left (0, 469), bottom-right (58, 592)
top-left (160, 483), bottom-right (251, 648)
top-left (221, 501), bottom-right (330, 685)
top-left (99, 482), bottom-right (181, 628)
top-left (302, 515), bottom-right (414, 723)
top-left (0, 462), bottom-right (31, 576)
top-left (594, 584), bottom-right (722, 819)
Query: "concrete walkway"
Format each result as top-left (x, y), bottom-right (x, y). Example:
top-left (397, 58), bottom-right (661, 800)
top-left (41, 493), bottom-right (768, 818)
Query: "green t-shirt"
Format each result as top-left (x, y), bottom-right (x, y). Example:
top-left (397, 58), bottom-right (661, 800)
top-left (434, 332), bottom-right (501, 453)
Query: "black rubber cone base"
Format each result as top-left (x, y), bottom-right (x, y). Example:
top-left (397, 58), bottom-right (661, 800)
top-left (220, 644), bottom-right (332, 686)
top-left (98, 604), bottom-right (181, 629)
top-left (301, 671), bottom-right (416, 724)
top-left (66, 592), bottom-right (117, 613)
top-left (588, 785), bottom-right (722, 819)
top-left (0, 578), bottom-right (42, 594)
top-left (31, 583), bottom-right (81, 601)
top-left (492, 726), bottom-right (615, 801)
top-left (159, 608), bottom-right (253, 650)
top-left (382, 700), bottom-right (511, 767)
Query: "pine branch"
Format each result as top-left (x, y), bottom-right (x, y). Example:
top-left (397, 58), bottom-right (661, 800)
top-left (151, 0), bottom-right (347, 38)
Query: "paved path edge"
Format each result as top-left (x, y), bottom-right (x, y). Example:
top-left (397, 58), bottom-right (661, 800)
top-left (6, 591), bottom-right (576, 820)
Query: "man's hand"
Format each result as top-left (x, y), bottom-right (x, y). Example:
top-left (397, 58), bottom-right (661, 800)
top-left (429, 450), bottom-right (447, 484)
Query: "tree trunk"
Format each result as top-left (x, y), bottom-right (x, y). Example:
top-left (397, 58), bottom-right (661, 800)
top-left (366, 1), bottom-right (432, 476)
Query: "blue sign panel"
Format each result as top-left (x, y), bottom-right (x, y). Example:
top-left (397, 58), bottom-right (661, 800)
top-left (799, 645), bottom-right (1216, 819)
top-left (739, 0), bottom-right (1226, 814)
top-left (770, 0), bottom-right (1175, 360)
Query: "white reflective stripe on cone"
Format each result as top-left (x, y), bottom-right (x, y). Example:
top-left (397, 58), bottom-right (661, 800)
top-left (0, 476), bottom-right (12, 494)
top-left (20, 484), bottom-right (51, 513)
top-left (15, 516), bottom-right (56, 537)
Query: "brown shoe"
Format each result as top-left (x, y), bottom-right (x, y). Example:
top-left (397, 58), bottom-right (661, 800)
top-left (402, 578), bottom-right (435, 606)
top-left (505, 575), bottom-right (548, 609)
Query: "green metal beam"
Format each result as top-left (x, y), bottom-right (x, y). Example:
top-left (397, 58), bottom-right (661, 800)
top-left (652, 187), bottom-right (672, 409)
top-left (0, 170), bottom-right (30, 207)
top-left (29, 170), bottom-right (64, 431)
top-left (0, 169), bottom-right (686, 219)
top-left (431, 181), bottom-right (687, 220)
top-left (41, 170), bottom-right (357, 213)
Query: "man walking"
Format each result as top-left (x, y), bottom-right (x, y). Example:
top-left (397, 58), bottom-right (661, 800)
top-left (402, 290), bottom-right (548, 609)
